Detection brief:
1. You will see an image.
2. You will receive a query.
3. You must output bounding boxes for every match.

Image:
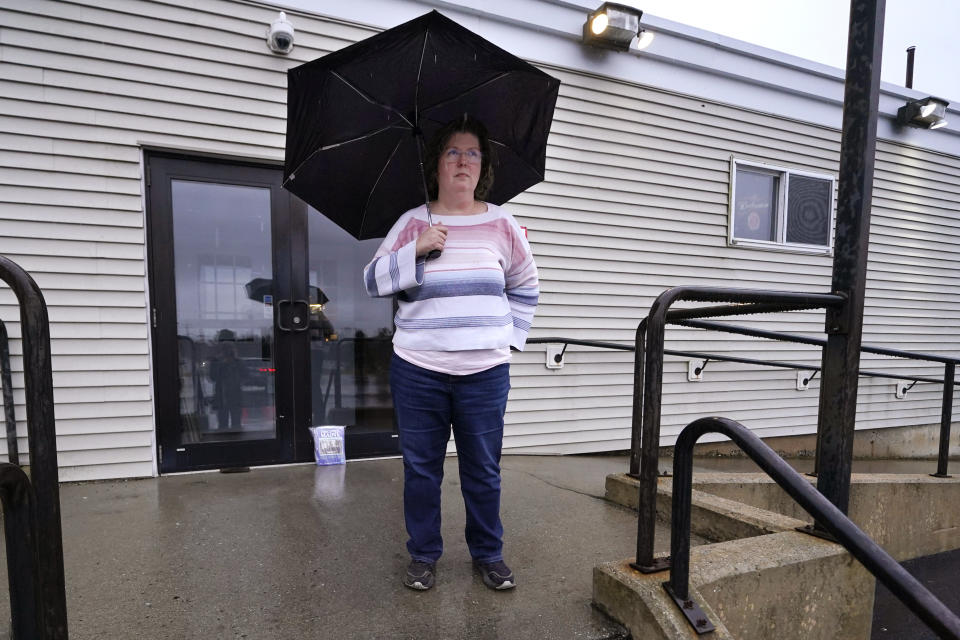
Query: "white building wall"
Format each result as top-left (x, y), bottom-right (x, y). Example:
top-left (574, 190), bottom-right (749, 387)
top-left (0, 0), bottom-right (373, 479)
top-left (507, 67), bottom-right (960, 453)
top-left (0, 0), bottom-right (957, 477)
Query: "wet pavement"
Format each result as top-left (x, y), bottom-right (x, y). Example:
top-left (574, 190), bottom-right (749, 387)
top-left (2, 454), bottom-right (955, 639)
top-left (872, 548), bottom-right (960, 640)
top-left (0, 455), bottom-right (679, 640)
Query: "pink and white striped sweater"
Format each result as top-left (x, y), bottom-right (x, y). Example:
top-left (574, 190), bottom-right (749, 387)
top-left (363, 203), bottom-right (539, 353)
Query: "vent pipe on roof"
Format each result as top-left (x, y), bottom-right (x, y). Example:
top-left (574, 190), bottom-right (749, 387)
top-left (905, 46), bottom-right (915, 89)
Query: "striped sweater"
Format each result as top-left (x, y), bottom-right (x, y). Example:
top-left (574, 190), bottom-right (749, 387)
top-left (363, 203), bottom-right (539, 352)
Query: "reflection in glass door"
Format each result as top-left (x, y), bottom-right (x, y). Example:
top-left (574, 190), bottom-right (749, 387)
top-left (307, 208), bottom-right (398, 456)
top-left (171, 180), bottom-right (276, 444)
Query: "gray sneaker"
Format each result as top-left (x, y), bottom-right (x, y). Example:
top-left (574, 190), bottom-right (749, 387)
top-left (404, 560), bottom-right (436, 590)
top-left (474, 560), bottom-right (516, 590)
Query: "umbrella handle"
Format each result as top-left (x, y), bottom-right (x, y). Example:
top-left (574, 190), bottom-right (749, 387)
top-left (424, 202), bottom-right (441, 260)
top-left (414, 130), bottom-right (442, 261)
top-left (425, 208), bottom-right (441, 260)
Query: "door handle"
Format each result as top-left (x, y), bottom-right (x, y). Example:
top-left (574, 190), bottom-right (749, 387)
top-left (291, 299), bottom-right (309, 333)
top-left (277, 299), bottom-right (292, 332)
top-left (277, 299), bottom-right (310, 333)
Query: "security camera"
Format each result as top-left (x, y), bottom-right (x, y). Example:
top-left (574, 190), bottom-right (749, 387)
top-left (267, 11), bottom-right (295, 54)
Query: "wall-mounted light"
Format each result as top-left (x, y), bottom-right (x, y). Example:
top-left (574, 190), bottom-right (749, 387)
top-left (583, 2), bottom-right (643, 51)
top-left (635, 29), bottom-right (655, 50)
top-left (897, 96), bottom-right (949, 130)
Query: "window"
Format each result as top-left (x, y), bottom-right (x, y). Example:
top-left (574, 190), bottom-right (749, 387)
top-left (729, 159), bottom-right (834, 253)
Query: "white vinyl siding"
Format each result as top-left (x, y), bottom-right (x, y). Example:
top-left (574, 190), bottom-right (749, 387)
top-left (0, 0), bottom-right (379, 480)
top-left (1, 0), bottom-right (957, 476)
top-left (505, 67), bottom-right (960, 453)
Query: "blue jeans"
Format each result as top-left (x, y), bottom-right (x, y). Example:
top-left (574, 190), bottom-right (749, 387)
top-left (389, 353), bottom-right (510, 564)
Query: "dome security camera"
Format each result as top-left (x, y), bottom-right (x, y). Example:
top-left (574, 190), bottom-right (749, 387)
top-left (267, 11), bottom-right (295, 54)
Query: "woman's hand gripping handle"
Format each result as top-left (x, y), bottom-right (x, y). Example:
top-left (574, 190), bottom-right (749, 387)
top-left (417, 224), bottom-right (448, 261)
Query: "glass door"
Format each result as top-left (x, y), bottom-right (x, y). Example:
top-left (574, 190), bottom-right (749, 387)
top-left (148, 155), bottom-right (300, 472)
top-left (303, 206), bottom-right (399, 458)
top-left (147, 154), bottom-right (399, 473)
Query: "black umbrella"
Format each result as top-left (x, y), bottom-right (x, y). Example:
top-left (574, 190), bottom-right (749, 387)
top-left (244, 278), bottom-right (329, 306)
top-left (283, 10), bottom-right (560, 240)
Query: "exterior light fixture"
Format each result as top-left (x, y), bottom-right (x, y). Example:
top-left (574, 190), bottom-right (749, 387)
top-left (897, 96), bottom-right (949, 130)
top-left (266, 11), bottom-right (295, 54)
top-left (583, 2), bottom-right (643, 51)
top-left (635, 29), bottom-right (655, 50)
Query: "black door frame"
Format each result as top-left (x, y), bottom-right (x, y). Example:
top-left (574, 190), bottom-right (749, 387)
top-left (146, 152), bottom-right (313, 473)
top-left (287, 195), bottom-right (316, 464)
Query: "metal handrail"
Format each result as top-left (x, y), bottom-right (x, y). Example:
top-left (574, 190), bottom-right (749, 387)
top-left (628, 284), bottom-right (958, 572)
top-left (936, 364), bottom-right (956, 478)
top-left (615, 287), bottom-right (844, 573)
top-left (526, 334), bottom-right (954, 476)
top-left (526, 337), bottom-right (945, 385)
top-left (670, 319), bottom-right (957, 478)
top-left (0, 255), bottom-right (68, 639)
top-left (0, 318), bottom-right (18, 466)
top-left (529, 300), bottom-right (958, 574)
top-left (0, 462), bottom-right (41, 637)
top-left (668, 416), bottom-right (960, 639)
top-left (678, 318), bottom-right (960, 365)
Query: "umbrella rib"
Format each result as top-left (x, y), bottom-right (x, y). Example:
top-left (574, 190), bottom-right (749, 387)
top-left (414, 25), bottom-right (430, 127)
top-left (284, 124), bottom-right (407, 187)
top-left (319, 124), bottom-right (408, 152)
top-left (329, 70), bottom-right (414, 128)
top-left (419, 71), bottom-right (511, 115)
top-left (492, 138), bottom-right (545, 181)
top-left (358, 136), bottom-right (405, 238)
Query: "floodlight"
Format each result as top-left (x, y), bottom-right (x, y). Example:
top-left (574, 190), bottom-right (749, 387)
top-left (582, 3), bottom-right (642, 51)
top-left (897, 96), bottom-right (949, 130)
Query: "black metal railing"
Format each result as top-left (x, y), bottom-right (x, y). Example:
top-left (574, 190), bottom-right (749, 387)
top-left (632, 287), bottom-right (847, 571)
top-left (0, 463), bottom-right (40, 635)
top-left (675, 318), bottom-right (959, 479)
top-left (937, 364), bottom-right (956, 478)
top-left (531, 302), bottom-right (957, 635)
top-left (1, 318), bottom-right (18, 467)
top-left (527, 332), bottom-right (957, 479)
top-left (668, 416), bottom-right (960, 639)
top-left (629, 287), bottom-right (960, 571)
top-left (0, 256), bottom-right (68, 639)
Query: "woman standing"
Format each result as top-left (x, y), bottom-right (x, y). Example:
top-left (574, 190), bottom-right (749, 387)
top-left (363, 115), bottom-right (539, 591)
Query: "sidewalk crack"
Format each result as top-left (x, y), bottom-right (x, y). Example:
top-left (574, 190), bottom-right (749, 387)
top-left (501, 466), bottom-right (611, 503)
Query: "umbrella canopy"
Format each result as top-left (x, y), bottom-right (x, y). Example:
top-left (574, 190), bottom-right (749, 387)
top-left (284, 10), bottom-right (560, 240)
top-left (245, 278), bottom-right (329, 306)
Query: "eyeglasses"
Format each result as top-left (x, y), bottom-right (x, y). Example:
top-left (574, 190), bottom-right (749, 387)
top-left (442, 148), bottom-right (482, 165)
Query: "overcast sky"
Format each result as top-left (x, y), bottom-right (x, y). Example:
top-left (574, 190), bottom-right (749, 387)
top-left (629, 0), bottom-right (958, 103)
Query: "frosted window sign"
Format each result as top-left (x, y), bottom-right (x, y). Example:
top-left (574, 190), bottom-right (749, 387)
top-left (734, 168), bottom-right (777, 242)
